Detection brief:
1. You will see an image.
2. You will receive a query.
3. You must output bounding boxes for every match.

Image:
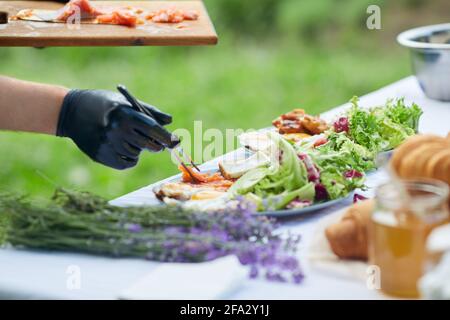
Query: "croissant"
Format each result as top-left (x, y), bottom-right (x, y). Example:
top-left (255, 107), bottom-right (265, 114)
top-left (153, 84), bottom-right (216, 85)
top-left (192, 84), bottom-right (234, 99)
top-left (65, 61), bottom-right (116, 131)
top-left (325, 199), bottom-right (374, 260)
top-left (391, 134), bottom-right (450, 208)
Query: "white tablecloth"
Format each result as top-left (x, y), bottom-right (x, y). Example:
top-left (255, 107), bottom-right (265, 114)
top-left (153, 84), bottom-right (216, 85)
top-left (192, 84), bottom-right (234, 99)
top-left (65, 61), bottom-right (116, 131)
top-left (0, 76), bottom-right (449, 299)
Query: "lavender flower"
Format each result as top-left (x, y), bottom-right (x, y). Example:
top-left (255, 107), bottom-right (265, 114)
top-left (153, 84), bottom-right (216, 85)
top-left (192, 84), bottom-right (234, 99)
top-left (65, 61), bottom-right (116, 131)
top-left (140, 206), bottom-right (305, 284)
top-left (292, 270), bottom-right (305, 284)
top-left (8, 188), bottom-right (306, 284)
top-left (235, 195), bottom-right (258, 216)
top-left (124, 223), bottom-right (142, 233)
top-left (249, 265), bottom-right (259, 279)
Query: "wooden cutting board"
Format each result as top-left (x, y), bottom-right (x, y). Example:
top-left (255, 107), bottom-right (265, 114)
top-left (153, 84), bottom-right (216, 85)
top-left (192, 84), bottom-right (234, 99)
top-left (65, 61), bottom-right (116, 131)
top-left (0, 1), bottom-right (218, 47)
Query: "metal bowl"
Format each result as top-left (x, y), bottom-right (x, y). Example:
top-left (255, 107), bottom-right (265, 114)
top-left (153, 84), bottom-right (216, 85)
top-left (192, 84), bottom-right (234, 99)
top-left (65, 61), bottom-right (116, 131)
top-left (397, 23), bottom-right (450, 101)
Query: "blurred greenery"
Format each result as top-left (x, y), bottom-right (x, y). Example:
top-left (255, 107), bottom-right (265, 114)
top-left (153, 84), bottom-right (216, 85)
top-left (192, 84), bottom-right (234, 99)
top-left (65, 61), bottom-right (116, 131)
top-left (0, 0), bottom-right (448, 200)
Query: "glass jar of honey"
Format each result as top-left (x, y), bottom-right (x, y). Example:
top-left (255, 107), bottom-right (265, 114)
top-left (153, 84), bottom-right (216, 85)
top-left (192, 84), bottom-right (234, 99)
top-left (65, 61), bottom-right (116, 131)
top-left (368, 179), bottom-right (449, 298)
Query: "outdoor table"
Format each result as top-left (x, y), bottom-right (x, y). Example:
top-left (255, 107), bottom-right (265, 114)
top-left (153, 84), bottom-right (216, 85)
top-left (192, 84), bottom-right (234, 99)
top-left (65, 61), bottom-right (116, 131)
top-left (0, 76), bottom-right (448, 299)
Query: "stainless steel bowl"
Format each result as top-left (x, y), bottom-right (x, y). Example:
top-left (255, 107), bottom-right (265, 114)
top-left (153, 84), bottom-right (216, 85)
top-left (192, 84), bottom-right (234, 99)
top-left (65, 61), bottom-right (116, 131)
top-left (397, 23), bottom-right (450, 101)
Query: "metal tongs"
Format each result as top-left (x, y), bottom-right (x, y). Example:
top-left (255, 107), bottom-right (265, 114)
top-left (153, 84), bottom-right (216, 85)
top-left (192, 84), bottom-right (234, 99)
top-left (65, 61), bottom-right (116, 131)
top-left (117, 85), bottom-right (201, 182)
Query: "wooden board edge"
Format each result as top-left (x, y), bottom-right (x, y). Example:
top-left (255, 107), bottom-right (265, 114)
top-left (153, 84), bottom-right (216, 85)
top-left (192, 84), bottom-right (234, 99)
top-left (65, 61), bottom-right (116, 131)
top-left (0, 34), bottom-right (218, 47)
top-left (199, 0), bottom-right (218, 45)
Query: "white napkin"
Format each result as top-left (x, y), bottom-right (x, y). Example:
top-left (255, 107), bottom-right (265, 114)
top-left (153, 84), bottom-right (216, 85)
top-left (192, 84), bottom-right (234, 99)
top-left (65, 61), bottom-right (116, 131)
top-left (308, 207), bottom-right (369, 281)
top-left (118, 256), bottom-right (248, 300)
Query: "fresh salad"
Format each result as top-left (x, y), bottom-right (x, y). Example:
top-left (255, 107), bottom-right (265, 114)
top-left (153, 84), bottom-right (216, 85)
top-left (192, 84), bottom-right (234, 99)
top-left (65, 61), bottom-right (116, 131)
top-left (155, 97), bottom-right (422, 213)
top-left (343, 97), bottom-right (422, 153)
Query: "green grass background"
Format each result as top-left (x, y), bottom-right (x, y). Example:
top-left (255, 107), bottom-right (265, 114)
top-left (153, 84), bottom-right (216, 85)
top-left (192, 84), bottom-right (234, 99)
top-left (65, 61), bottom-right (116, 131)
top-left (0, 0), bottom-right (448, 200)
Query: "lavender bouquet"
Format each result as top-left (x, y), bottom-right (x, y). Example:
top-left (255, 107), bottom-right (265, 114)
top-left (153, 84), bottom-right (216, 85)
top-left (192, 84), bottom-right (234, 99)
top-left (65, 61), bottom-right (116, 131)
top-left (1, 188), bottom-right (303, 283)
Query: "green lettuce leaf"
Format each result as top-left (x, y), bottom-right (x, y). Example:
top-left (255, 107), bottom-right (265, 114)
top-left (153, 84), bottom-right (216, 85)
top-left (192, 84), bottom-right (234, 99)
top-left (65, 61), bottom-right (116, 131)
top-left (384, 98), bottom-right (422, 132)
top-left (263, 183), bottom-right (315, 211)
top-left (296, 132), bottom-right (371, 200)
top-left (347, 96), bottom-right (422, 152)
top-left (229, 132), bottom-right (313, 209)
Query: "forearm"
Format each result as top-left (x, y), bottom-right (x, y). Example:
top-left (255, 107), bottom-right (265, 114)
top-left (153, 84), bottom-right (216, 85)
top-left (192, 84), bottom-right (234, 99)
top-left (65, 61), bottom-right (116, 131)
top-left (0, 76), bottom-right (68, 135)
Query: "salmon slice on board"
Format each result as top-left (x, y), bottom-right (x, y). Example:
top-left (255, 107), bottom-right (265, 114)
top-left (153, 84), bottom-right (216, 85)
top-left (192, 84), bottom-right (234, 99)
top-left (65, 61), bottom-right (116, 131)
top-left (13, 0), bottom-right (199, 27)
top-left (96, 10), bottom-right (139, 27)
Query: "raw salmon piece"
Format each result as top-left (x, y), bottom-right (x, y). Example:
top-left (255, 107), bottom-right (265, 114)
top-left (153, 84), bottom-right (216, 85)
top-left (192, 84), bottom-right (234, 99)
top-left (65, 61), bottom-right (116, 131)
top-left (147, 7), bottom-right (199, 23)
top-left (57, 0), bottom-right (103, 21)
top-left (97, 11), bottom-right (138, 27)
top-left (183, 10), bottom-right (199, 20)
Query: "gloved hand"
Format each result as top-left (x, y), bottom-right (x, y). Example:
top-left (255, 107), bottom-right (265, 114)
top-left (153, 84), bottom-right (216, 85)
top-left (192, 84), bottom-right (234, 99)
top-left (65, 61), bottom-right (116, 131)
top-left (57, 89), bottom-right (177, 170)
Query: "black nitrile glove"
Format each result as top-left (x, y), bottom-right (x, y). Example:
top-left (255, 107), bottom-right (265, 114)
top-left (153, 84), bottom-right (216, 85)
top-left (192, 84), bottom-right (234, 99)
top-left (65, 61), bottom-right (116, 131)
top-left (57, 89), bottom-right (177, 170)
